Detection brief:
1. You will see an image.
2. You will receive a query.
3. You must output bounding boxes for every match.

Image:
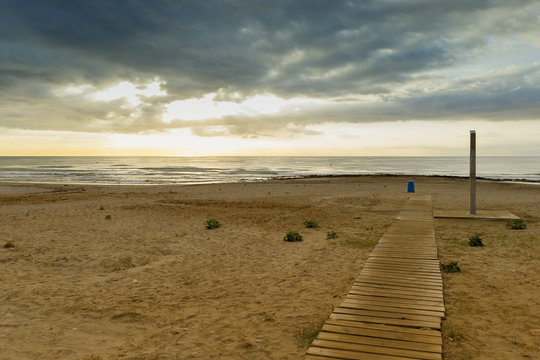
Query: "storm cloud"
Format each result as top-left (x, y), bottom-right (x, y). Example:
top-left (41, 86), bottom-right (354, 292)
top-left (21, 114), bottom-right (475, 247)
top-left (1, 0), bottom-right (539, 136)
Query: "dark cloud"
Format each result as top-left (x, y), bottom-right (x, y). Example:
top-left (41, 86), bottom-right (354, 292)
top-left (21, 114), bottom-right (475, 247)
top-left (1, 0), bottom-right (539, 135)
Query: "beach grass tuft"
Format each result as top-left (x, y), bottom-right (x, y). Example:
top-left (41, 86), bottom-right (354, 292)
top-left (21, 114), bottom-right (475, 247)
top-left (284, 231), bottom-right (303, 242)
top-left (3, 240), bottom-right (15, 249)
top-left (105, 215), bottom-right (112, 220)
top-left (506, 219), bottom-right (527, 230)
top-left (339, 235), bottom-right (378, 249)
top-left (326, 230), bottom-right (338, 239)
top-left (304, 219), bottom-right (318, 228)
top-left (205, 219), bottom-right (221, 230)
top-left (295, 316), bottom-right (326, 348)
top-left (468, 233), bottom-right (484, 247)
top-left (440, 261), bottom-right (461, 273)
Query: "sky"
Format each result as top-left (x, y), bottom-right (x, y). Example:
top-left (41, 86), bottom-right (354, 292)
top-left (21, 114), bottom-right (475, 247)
top-left (1, 0), bottom-right (539, 156)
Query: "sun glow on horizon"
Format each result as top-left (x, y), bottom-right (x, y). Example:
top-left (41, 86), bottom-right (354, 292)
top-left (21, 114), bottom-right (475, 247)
top-left (2, 119), bottom-right (539, 156)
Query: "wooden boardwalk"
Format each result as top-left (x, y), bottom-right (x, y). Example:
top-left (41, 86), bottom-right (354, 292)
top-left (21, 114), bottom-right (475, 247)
top-left (306, 195), bottom-right (444, 360)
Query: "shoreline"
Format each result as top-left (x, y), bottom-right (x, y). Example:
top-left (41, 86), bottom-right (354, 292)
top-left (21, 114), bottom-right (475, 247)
top-left (1, 173), bottom-right (539, 195)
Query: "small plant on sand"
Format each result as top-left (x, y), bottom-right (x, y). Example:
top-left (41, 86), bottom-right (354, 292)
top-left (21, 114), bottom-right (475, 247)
top-left (506, 219), bottom-right (527, 230)
top-left (326, 231), bottom-right (338, 239)
top-left (304, 219), bottom-right (318, 228)
top-left (468, 233), bottom-right (484, 247)
top-left (295, 317), bottom-right (326, 348)
top-left (440, 261), bottom-right (461, 273)
top-left (99, 206), bottom-right (105, 211)
top-left (205, 219), bottom-right (221, 229)
top-left (284, 231), bottom-right (303, 242)
top-left (3, 240), bottom-right (15, 249)
top-left (105, 215), bottom-right (112, 220)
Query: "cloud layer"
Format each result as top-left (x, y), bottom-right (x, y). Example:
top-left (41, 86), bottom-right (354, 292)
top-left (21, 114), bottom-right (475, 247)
top-left (1, 0), bottom-right (539, 137)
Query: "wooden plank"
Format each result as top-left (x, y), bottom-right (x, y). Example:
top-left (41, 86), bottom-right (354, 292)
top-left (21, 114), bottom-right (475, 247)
top-left (370, 251), bottom-right (437, 260)
top-left (384, 233), bottom-right (435, 238)
top-left (360, 268), bottom-right (442, 280)
top-left (384, 232), bottom-right (435, 237)
top-left (363, 264), bottom-right (441, 273)
top-left (349, 285), bottom-right (443, 298)
top-left (372, 248), bottom-right (437, 253)
top-left (377, 240), bottom-right (436, 244)
top-left (320, 326), bottom-right (442, 350)
top-left (375, 246), bottom-right (436, 250)
top-left (354, 277), bottom-right (443, 291)
top-left (363, 265), bottom-right (441, 276)
top-left (380, 234), bottom-right (435, 238)
top-left (362, 268), bottom-right (440, 277)
top-left (366, 258), bottom-right (438, 263)
top-left (371, 248), bottom-right (437, 253)
top-left (371, 249), bottom-right (437, 254)
top-left (368, 259), bottom-right (437, 265)
top-left (386, 226), bottom-right (434, 230)
top-left (342, 298), bottom-right (445, 314)
top-left (333, 307), bottom-right (442, 323)
top-left (385, 225), bottom-right (434, 229)
top-left (345, 294), bottom-right (445, 311)
top-left (305, 355), bottom-right (341, 360)
top-left (349, 284), bottom-right (443, 301)
top-left (311, 339), bottom-right (442, 360)
top-left (359, 273), bottom-right (442, 284)
top-left (366, 256), bottom-right (439, 269)
top-left (325, 318), bottom-right (442, 339)
top-left (329, 313), bottom-right (441, 330)
top-left (362, 264), bottom-right (441, 275)
top-left (347, 288), bottom-right (443, 303)
top-left (352, 278), bottom-right (442, 297)
top-left (366, 259), bottom-right (440, 267)
top-left (306, 346), bottom-right (427, 360)
top-left (356, 272), bottom-right (443, 283)
top-left (371, 248), bottom-right (437, 252)
top-left (374, 243), bottom-right (436, 247)
top-left (341, 300), bottom-right (445, 318)
top-left (371, 251), bottom-right (437, 256)
top-left (345, 295), bottom-right (444, 312)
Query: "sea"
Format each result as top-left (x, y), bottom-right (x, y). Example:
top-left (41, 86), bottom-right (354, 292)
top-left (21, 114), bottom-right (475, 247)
top-left (0, 156), bottom-right (538, 185)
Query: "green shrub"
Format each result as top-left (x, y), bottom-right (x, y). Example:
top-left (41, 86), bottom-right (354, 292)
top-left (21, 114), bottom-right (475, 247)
top-left (326, 231), bottom-right (338, 239)
top-left (205, 219), bottom-right (221, 229)
top-left (284, 231), bottom-right (303, 242)
top-left (506, 219), bottom-right (527, 230)
top-left (440, 261), bottom-right (461, 273)
top-left (468, 233), bottom-right (484, 247)
top-left (304, 220), bottom-right (318, 228)
top-left (105, 215), bottom-right (112, 220)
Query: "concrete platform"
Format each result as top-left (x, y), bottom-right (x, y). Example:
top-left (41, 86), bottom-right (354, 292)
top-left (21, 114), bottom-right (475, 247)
top-left (433, 210), bottom-right (519, 220)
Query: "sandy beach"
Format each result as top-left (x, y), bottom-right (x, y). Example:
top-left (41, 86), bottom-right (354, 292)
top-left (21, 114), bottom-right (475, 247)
top-left (1, 176), bottom-right (538, 359)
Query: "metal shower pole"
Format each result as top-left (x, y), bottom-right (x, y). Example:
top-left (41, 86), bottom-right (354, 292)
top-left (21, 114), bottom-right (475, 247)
top-left (470, 130), bottom-right (476, 215)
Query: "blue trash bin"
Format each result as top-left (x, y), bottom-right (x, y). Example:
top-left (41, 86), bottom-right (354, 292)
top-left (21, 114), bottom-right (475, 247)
top-left (407, 180), bottom-right (415, 193)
